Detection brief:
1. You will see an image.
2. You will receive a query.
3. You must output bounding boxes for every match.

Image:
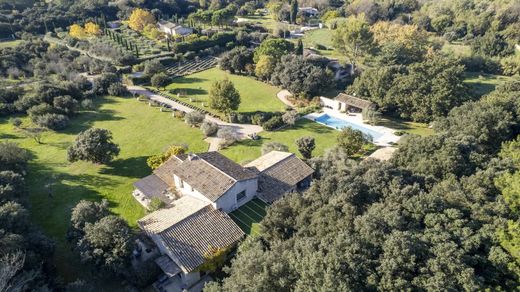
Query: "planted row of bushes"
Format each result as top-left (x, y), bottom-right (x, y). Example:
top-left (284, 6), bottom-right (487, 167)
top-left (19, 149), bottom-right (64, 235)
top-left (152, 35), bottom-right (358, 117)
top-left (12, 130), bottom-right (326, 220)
top-left (228, 111), bottom-right (286, 131)
top-left (172, 32), bottom-right (236, 54)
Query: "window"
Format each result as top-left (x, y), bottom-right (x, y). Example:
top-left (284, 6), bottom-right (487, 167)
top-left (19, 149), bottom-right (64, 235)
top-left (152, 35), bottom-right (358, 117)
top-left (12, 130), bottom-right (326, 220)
top-left (236, 190), bottom-right (246, 202)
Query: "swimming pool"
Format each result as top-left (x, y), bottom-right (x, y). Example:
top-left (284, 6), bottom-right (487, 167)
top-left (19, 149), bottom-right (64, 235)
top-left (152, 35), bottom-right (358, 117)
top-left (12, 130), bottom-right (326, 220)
top-left (315, 114), bottom-right (384, 140)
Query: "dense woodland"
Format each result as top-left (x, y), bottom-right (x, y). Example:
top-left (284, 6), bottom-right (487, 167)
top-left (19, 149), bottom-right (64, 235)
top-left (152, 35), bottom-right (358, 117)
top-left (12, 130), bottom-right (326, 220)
top-left (0, 0), bottom-right (519, 290)
top-left (207, 79), bottom-right (520, 291)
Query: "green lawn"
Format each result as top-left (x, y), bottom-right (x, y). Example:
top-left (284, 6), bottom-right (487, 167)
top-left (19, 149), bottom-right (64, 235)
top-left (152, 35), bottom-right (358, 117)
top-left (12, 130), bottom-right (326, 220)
top-left (464, 72), bottom-right (513, 98)
top-left (378, 117), bottom-right (434, 136)
top-left (236, 14), bottom-right (279, 30)
top-left (0, 96), bottom-right (208, 283)
top-left (163, 68), bottom-right (286, 115)
top-left (302, 29), bottom-right (334, 48)
top-left (220, 119), bottom-right (339, 164)
top-left (229, 198), bottom-right (268, 236)
top-left (441, 41), bottom-right (472, 58)
top-left (0, 39), bottom-right (21, 48)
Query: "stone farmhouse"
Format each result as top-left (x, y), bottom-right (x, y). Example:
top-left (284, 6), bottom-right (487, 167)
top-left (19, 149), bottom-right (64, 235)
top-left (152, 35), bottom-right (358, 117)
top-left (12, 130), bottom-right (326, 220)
top-left (132, 151), bottom-right (313, 291)
top-left (158, 20), bottom-right (193, 37)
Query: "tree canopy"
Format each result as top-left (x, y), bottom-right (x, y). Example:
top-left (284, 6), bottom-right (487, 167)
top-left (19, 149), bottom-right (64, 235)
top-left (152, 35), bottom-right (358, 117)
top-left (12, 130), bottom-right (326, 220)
top-left (209, 79), bottom-right (241, 114)
top-left (67, 128), bottom-right (120, 164)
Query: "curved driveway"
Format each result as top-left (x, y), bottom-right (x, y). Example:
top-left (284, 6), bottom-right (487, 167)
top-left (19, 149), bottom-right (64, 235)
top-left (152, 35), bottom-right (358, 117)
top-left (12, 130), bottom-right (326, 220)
top-left (127, 85), bottom-right (263, 140)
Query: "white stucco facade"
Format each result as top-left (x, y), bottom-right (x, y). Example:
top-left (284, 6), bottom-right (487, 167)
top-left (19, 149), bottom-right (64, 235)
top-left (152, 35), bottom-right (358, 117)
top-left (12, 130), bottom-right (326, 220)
top-left (215, 179), bottom-right (258, 212)
top-left (173, 174), bottom-right (257, 213)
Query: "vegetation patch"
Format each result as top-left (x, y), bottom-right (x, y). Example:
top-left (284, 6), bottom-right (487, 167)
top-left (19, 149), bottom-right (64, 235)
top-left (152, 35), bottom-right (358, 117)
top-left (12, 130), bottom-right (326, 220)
top-left (220, 119), bottom-right (338, 163)
top-left (0, 95), bottom-right (208, 282)
top-left (229, 198), bottom-right (268, 236)
top-left (163, 68), bottom-right (286, 115)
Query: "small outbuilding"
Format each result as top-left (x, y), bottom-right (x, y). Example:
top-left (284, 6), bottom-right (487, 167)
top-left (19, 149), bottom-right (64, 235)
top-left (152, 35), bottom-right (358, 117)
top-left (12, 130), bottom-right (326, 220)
top-left (158, 20), bottom-right (193, 36)
top-left (334, 93), bottom-right (376, 113)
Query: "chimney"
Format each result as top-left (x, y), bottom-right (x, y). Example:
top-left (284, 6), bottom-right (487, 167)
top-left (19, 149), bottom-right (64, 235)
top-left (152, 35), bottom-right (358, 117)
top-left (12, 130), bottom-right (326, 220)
top-left (187, 153), bottom-right (198, 161)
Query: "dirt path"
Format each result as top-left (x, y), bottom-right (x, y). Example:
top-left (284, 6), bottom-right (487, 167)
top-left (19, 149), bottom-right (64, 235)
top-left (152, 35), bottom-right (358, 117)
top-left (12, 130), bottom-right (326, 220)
top-left (276, 90), bottom-right (295, 108)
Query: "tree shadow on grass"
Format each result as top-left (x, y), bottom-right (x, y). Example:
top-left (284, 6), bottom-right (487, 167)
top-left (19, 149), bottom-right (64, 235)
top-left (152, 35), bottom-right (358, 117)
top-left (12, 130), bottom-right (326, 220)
top-left (169, 87), bottom-right (207, 95)
top-left (174, 77), bottom-right (207, 84)
top-left (60, 109), bottom-right (125, 135)
top-left (100, 156), bottom-right (151, 178)
top-left (0, 132), bottom-right (21, 140)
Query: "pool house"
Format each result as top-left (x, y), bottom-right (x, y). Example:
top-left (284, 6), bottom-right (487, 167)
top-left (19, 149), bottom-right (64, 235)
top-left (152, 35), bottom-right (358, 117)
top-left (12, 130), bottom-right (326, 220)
top-left (322, 93), bottom-right (376, 113)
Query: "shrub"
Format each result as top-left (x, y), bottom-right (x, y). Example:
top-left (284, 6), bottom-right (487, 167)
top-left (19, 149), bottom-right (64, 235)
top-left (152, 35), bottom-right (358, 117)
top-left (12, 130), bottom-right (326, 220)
top-left (262, 115), bottom-right (284, 131)
top-left (143, 59), bottom-right (165, 76)
top-left (296, 136), bottom-right (315, 159)
top-left (67, 128), bottom-right (120, 164)
top-left (217, 127), bottom-right (239, 147)
top-left (201, 120), bottom-right (219, 137)
top-left (9, 118), bottom-right (22, 128)
top-left (53, 95), bottom-right (78, 115)
top-left (34, 113), bottom-right (69, 130)
top-left (148, 198), bottom-right (166, 211)
top-left (282, 110), bottom-right (298, 126)
top-left (107, 82), bottom-right (129, 96)
top-left (27, 103), bottom-right (54, 119)
top-left (81, 99), bottom-right (95, 110)
top-left (184, 111), bottom-right (205, 127)
top-left (151, 73), bottom-right (170, 89)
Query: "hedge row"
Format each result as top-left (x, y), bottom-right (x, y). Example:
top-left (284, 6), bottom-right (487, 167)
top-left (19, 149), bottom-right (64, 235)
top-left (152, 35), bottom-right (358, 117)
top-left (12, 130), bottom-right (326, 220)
top-left (172, 32), bottom-right (236, 54)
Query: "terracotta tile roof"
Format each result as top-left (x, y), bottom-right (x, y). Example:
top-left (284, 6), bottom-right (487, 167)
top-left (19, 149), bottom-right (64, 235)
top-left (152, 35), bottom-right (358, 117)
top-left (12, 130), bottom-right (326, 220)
top-left (197, 152), bottom-right (257, 181)
top-left (153, 152), bottom-right (257, 202)
top-left (335, 93), bottom-right (375, 110)
top-left (133, 174), bottom-right (171, 201)
top-left (158, 206), bottom-right (244, 272)
top-left (153, 156), bottom-right (182, 187)
top-left (247, 152), bottom-right (314, 203)
top-left (138, 196), bottom-right (210, 233)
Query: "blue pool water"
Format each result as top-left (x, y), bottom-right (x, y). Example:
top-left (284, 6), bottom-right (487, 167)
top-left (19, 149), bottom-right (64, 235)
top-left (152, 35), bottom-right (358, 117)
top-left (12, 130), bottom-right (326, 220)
top-left (315, 114), bottom-right (384, 140)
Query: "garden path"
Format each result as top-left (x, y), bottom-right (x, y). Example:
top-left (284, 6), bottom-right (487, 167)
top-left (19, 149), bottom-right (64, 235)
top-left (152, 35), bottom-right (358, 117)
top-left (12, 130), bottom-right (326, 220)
top-left (276, 90), bottom-right (295, 107)
top-left (127, 85), bottom-right (263, 140)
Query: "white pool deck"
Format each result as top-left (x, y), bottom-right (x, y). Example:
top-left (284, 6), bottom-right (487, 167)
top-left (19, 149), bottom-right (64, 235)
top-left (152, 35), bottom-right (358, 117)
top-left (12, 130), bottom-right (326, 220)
top-left (305, 109), bottom-right (401, 146)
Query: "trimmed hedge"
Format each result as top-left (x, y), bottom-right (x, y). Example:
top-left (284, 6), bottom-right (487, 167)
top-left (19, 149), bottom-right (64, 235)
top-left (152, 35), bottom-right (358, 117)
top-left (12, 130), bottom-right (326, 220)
top-left (172, 32), bottom-right (236, 54)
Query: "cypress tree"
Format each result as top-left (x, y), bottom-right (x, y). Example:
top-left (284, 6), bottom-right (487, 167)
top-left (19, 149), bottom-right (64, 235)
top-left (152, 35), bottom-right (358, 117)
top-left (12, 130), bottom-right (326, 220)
top-left (290, 0), bottom-right (298, 24)
top-left (296, 39), bottom-right (304, 55)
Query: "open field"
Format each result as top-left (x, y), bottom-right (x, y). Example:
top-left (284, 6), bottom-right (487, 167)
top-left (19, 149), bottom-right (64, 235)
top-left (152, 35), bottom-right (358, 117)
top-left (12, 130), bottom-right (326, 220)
top-left (441, 41), bottom-right (472, 58)
top-left (163, 68), bottom-right (286, 115)
top-left (236, 14), bottom-right (278, 30)
top-left (229, 198), bottom-right (268, 236)
top-left (220, 119), bottom-right (339, 164)
top-left (378, 117), bottom-right (434, 136)
top-left (301, 29), bottom-right (333, 48)
top-left (0, 39), bottom-right (22, 48)
top-left (0, 96), bottom-right (208, 282)
top-left (464, 72), bottom-right (513, 97)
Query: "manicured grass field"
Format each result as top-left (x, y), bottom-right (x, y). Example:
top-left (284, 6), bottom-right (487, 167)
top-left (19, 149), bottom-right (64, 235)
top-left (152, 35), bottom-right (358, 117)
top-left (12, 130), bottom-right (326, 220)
top-left (464, 72), bottom-right (513, 98)
top-left (378, 117), bottom-right (434, 136)
top-left (163, 68), bottom-right (286, 115)
top-left (302, 29), bottom-right (334, 48)
top-left (236, 14), bottom-right (279, 30)
top-left (229, 198), bottom-right (268, 236)
top-left (0, 39), bottom-right (21, 48)
top-left (0, 96), bottom-right (208, 283)
top-left (220, 119), bottom-right (339, 164)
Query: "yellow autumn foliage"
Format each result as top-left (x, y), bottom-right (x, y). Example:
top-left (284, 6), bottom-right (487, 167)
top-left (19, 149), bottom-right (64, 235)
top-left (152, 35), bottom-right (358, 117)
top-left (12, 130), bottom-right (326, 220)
top-left (69, 24), bottom-right (86, 39)
top-left (84, 22), bottom-right (101, 36)
top-left (128, 8), bottom-right (155, 32)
